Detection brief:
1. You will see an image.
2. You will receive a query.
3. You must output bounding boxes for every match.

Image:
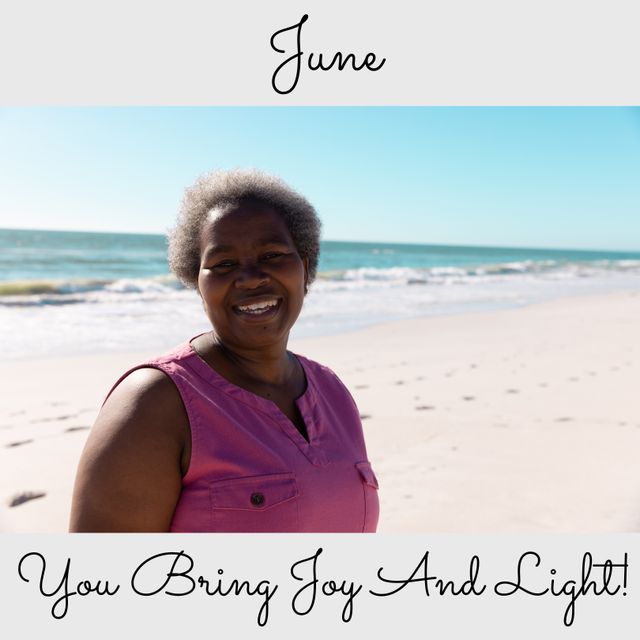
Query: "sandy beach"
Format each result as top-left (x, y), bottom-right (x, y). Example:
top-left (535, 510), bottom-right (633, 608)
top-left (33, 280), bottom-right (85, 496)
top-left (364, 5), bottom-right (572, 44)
top-left (1, 290), bottom-right (639, 533)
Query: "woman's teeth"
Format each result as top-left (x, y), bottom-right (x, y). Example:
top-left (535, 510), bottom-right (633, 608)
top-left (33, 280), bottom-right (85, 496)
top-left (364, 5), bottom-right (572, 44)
top-left (236, 299), bottom-right (279, 314)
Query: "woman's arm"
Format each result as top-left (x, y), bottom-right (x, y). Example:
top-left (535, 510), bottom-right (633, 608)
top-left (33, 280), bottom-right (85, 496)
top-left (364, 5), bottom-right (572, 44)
top-left (69, 368), bottom-right (190, 532)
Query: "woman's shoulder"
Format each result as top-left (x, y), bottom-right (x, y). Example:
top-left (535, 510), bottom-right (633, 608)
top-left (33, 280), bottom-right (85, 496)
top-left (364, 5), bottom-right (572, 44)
top-left (293, 353), bottom-right (354, 396)
top-left (138, 338), bottom-right (199, 370)
top-left (99, 366), bottom-right (189, 461)
top-left (294, 352), bottom-right (340, 380)
top-left (107, 366), bottom-right (182, 409)
top-left (293, 354), bottom-right (363, 429)
top-left (103, 339), bottom-right (198, 401)
top-left (99, 340), bottom-right (196, 452)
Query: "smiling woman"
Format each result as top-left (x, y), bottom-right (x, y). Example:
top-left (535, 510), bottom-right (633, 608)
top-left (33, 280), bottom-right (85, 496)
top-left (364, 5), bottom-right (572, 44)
top-left (69, 169), bottom-right (379, 533)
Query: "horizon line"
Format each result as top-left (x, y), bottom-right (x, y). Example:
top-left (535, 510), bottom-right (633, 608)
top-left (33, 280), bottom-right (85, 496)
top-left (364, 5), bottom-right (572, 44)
top-left (1, 225), bottom-right (639, 255)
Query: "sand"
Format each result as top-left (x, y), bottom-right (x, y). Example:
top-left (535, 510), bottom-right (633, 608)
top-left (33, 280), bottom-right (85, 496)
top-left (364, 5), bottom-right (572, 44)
top-left (1, 290), bottom-right (639, 532)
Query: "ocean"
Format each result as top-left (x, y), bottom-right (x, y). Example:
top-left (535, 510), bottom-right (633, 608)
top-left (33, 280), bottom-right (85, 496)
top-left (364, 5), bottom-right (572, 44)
top-left (2, 228), bottom-right (640, 359)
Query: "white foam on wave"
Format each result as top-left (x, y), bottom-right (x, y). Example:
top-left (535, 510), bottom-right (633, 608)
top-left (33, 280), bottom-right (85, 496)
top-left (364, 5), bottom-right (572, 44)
top-left (103, 277), bottom-right (180, 294)
top-left (342, 266), bottom-right (425, 282)
top-left (319, 259), bottom-right (640, 289)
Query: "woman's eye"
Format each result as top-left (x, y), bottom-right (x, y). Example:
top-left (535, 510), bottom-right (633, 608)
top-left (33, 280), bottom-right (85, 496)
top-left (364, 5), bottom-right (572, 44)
top-left (262, 252), bottom-right (285, 260)
top-left (212, 260), bottom-right (236, 269)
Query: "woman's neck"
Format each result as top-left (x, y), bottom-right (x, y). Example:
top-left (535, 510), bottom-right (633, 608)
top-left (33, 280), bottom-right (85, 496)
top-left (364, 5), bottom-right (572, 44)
top-left (209, 332), bottom-right (295, 387)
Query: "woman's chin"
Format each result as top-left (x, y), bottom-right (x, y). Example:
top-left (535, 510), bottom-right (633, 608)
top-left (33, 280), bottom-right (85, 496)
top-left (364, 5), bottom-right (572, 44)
top-left (224, 321), bottom-right (292, 350)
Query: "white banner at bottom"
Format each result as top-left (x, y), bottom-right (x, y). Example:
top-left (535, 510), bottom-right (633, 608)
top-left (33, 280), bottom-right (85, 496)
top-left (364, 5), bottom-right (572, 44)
top-left (1, 534), bottom-right (635, 638)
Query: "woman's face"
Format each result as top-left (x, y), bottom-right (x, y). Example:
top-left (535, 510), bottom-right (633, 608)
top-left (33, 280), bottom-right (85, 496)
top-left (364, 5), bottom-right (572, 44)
top-left (197, 200), bottom-right (308, 351)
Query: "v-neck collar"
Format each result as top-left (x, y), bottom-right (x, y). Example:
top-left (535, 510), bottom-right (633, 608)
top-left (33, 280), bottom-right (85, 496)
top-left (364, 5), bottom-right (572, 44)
top-left (184, 336), bottom-right (328, 466)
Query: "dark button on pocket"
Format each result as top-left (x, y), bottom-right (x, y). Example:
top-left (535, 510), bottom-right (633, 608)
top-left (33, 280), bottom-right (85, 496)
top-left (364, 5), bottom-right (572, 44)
top-left (250, 492), bottom-right (265, 507)
top-left (210, 473), bottom-right (299, 531)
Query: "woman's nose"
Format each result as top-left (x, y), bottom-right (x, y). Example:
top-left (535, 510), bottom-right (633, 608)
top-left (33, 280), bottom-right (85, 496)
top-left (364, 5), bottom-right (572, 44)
top-left (234, 263), bottom-right (269, 289)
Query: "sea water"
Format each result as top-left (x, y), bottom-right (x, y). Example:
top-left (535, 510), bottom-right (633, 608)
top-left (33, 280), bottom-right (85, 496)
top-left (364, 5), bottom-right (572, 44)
top-left (1, 228), bottom-right (640, 359)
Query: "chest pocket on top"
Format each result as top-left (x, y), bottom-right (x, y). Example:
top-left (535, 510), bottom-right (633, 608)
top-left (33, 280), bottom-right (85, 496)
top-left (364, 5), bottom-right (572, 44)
top-left (356, 461), bottom-right (380, 532)
top-left (209, 472), bottom-right (299, 532)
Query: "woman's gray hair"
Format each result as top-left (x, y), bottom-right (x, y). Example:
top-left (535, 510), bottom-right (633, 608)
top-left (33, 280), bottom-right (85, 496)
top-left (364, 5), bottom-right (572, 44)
top-left (168, 169), bottom-right (321, 289)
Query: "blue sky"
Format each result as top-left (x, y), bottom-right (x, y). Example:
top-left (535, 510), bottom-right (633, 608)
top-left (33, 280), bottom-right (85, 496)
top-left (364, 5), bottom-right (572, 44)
top-left (0, 107), bottom-right (639, 250)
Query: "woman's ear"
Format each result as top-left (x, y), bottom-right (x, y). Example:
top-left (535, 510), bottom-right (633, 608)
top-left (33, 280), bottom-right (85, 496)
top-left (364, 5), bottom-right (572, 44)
top-left (303, 257), bottom-right (309, 294)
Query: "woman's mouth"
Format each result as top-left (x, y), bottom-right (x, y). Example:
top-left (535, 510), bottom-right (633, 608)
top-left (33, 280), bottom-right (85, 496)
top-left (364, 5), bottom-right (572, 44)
top-left (233, 297), bottom-right (282, 319)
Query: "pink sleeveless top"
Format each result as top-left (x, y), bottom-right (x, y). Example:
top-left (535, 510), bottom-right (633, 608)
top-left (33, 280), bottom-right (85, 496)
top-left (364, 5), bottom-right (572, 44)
top-left (109, 338), bottom-right (379, 532)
